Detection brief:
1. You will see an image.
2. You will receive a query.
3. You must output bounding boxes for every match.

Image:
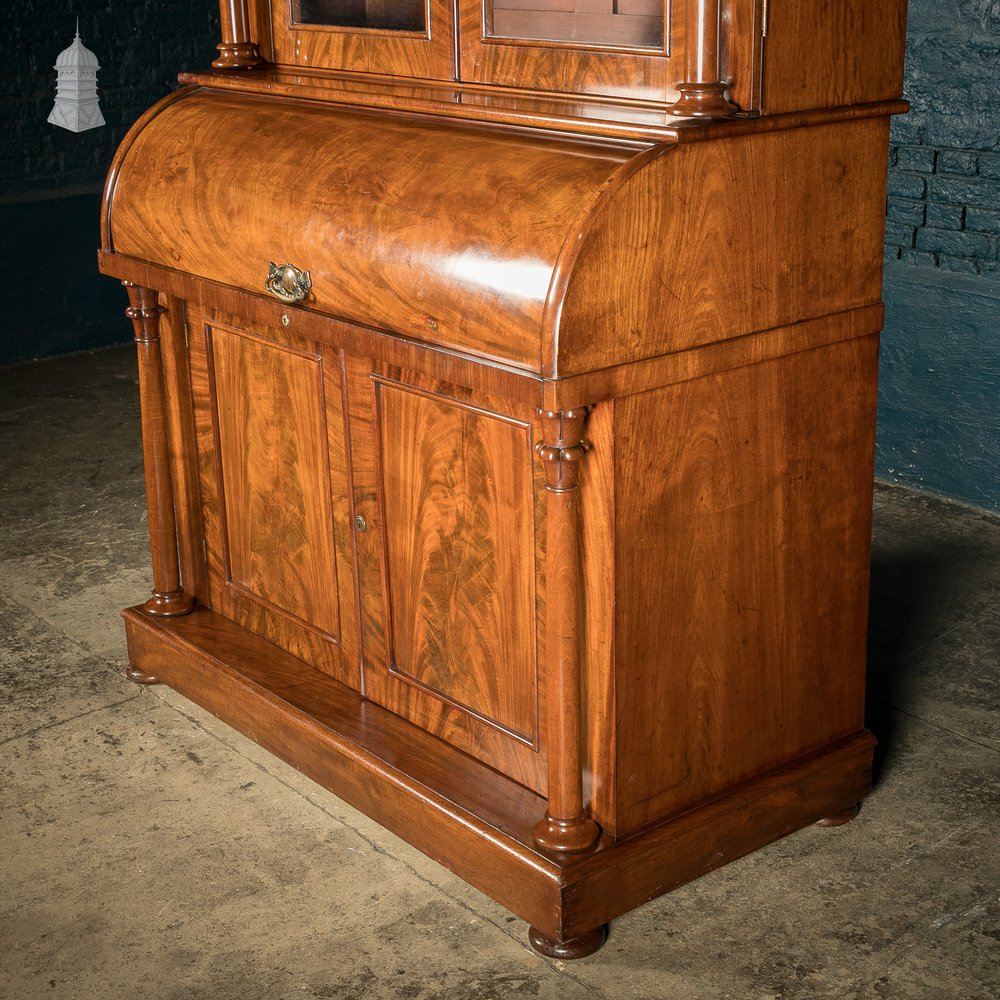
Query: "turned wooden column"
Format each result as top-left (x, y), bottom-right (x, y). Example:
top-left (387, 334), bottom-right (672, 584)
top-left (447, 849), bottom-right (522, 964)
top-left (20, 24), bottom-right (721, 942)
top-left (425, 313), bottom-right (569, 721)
top-left (533, 409), bottom-right (600, 854)
top-left (672, 0), bottom-right (738, 117)
top-left (124, 284), bottom-right (196, 643)
top-left (213, 0), bottom-right (264, 69)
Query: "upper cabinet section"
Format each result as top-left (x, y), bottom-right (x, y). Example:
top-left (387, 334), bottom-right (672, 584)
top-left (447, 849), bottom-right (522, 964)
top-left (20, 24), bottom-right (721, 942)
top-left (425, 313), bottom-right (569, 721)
top-left (217, 0), bottom-right (905, 119)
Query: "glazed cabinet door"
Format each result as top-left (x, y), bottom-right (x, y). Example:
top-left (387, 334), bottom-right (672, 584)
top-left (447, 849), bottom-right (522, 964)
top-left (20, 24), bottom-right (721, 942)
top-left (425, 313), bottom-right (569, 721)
top-left (186, 305), bottom-right (360, 688)
top-left (345, 359), bottom-right (547, 793)
top-left (251, 0), bottom-right (457, 81)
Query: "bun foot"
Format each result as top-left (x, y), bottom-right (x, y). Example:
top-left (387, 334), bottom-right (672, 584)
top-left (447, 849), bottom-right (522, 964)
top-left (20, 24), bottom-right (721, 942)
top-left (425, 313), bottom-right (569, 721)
top-left (816, 803), bottom-right (859, 828)
top-left (126, 664), bottom-right (160, 685)
top-left (528, 924), bottom-right (606, 959)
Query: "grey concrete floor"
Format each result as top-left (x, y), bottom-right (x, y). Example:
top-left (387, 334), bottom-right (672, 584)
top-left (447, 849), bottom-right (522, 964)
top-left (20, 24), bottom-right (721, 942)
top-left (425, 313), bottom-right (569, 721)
top-left (1, 345), bottom-right (998, 1000)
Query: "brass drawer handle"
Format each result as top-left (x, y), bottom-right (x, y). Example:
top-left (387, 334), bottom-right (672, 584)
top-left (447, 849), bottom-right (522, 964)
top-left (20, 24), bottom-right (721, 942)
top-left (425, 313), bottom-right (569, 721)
top-left (265, 261), bottom-right (311, 304)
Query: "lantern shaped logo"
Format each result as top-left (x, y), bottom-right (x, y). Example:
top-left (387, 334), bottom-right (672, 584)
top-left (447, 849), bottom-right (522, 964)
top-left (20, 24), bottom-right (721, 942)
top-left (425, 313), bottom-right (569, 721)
top-left (48, 21), bottom-right (105, 133)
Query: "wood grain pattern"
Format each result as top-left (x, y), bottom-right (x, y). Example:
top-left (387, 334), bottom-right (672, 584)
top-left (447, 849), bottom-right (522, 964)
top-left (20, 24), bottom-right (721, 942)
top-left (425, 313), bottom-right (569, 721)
top-left (107, 0), bottom-right (906, 952)
top-left (458, 0), bottom-right (680, 102)
top-left (552, 117), bottom-right (891, 376)
top-left (268, 0), bottom-right (456, 80)
top-left (188, 307), bottom-right (358, 685)
top-left (98, 251), bottom-right (547, 407)
top-left (577, 400), bottom-right (616, 830)
top-left (761, 0), bottom-right (907, 114)
top-left (209, 321), bottom-right (341, 639)
top-left (611, 335), bottom-right (879, 833)
top-left (375, 378), bottom-right (538, 742)
top-left (107, 89), bottom-right (637, 372)
top-left (124, 283), bottom-right (196, 618)
top-left (347, 359), bottom-right (547, 791)
top-left (533, 409), bottom-right (600, 853)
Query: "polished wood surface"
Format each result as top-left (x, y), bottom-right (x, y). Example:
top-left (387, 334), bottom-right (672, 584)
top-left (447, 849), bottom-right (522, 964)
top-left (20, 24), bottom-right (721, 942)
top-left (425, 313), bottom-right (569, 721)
top-left (672, 0), bottom-right (738, 116)
top-left (159, 295), bottom-right (210, 606)
top-left (552, 117), bottom-right (891, 376)
top-left (123, 283), bottom-right (195, 619)
top-left (106, 88), bottom-right (638, 372)
top-left (208, 320), bottom-right (342, 640)
top-left (533, 409), bottom-right (600, 852)
top-left (123, 603), bottom-right (875, 945)
top-left (187, 307), bottom-right (359, 686)
top-left (104, 0), bottom-right (906, 959)
top-left (611, 335), bottom-right (878, 833)
top-left (262, 0), bottom-right (456, 80)
top-left (214, 0), bottom-right (264, 68)
top-left (349, 360), bottom-right (547, 790)
top-left (762, 0), bottom-right (907, 114)
top-left (373, 378), bottom-right (538, 741)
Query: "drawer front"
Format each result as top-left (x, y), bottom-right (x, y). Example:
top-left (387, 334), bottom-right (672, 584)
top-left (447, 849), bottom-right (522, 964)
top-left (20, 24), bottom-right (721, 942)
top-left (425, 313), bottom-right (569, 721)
top-left (187, 305), bottom-right (361, 688)
top-left (346, 358), bottom-right (547, 793)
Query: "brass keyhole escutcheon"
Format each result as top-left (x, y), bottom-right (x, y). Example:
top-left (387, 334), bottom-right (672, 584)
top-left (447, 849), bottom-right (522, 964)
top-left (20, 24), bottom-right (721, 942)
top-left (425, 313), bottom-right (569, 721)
top-left (354, 515), bottom-right (367, 533)
top-left (265, 261), bottom-right (312, 304)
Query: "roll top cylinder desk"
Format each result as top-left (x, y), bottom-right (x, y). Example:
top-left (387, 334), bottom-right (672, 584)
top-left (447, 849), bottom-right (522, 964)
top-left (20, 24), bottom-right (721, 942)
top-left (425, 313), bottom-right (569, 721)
top-left (100, 0), bottom-right (907, 958)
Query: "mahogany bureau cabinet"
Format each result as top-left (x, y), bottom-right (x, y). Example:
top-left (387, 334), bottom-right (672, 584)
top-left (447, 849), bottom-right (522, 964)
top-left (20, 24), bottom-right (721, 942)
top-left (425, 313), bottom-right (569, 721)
top-left (100, 0), bottom-right (908, 958)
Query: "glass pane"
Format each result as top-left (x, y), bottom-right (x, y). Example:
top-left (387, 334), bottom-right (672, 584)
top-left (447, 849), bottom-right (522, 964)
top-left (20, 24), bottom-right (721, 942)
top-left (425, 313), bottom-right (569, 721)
top-left (487, 0), bottom-right (663, 49)
top-left (292, 0), bottom-right (426, 32)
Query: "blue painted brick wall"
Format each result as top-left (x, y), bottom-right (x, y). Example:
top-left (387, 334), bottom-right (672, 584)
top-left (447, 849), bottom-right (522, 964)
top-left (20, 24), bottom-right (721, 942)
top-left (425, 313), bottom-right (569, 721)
top-left (883, 0), bottom-right (1000, 280)
top-left (878, 0), bottom-right (1000, 511)
top-left (1, 1), bottom-right (220, 365)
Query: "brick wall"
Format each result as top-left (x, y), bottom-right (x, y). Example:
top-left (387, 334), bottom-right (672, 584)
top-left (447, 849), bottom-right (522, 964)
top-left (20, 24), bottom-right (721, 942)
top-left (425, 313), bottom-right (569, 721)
top-left (883, 0), bottom-right (1000, 280)
top-left (0, 1), bottom-right (220, 365)
top-left (877, 0), bottom-right (1000, 512)
top-left (2, 0), bottom-right (219, 196)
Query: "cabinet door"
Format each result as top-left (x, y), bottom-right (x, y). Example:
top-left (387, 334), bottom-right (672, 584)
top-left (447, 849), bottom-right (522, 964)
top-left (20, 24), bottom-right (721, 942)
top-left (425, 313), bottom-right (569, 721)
top-left (258, 0), bottom-right (456, 81)
top-left (346, 359), bottom-right (547, 793)
top-left (187, 307), bottom-right (360, 688)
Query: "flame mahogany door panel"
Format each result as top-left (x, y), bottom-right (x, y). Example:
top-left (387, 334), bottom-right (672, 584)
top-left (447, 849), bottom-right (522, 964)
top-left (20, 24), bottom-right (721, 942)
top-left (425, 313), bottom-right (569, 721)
top-left (346, 358), bottom-right (547, 793)
top-left (187, 305), bottom-right (360, 689)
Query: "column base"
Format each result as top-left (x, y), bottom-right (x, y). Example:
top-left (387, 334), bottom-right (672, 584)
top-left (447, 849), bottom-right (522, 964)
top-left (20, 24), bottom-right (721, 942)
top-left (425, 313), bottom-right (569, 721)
top-left (532, 812), bottom-right (601, 853)
top-left (212, 42), bottom-right (264, 70)
top-left (143, 590), bottom-right (196, 617)
top-left (670, 81), bottom-right (739, 118)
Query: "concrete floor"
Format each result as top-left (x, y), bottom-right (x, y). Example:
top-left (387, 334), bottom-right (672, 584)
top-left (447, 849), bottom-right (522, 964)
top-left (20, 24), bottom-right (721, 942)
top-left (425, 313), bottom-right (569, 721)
top-left (1, 345), bottom-right (998, 1000)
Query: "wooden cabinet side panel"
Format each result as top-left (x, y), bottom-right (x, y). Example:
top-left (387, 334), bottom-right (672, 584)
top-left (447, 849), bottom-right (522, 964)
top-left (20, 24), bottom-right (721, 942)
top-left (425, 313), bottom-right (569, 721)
top-left (761, 0), bottom-right (907, 114)
top-left (612, 335), bottom-right (878, 834)
top-left (554, 119), bottom-right (890, 377)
